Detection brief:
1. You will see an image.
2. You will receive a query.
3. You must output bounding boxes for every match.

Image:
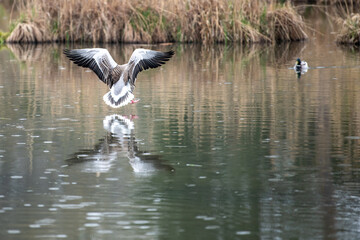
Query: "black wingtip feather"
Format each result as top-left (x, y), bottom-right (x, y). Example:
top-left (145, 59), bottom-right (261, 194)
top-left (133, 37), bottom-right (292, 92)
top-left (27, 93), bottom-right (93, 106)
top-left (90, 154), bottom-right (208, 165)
top-left (63, 49), bottom-right (70, 57)
top-left (130, 49), bottom-right (174, 83)
top-left (63, 48), bottom-right (107, 83)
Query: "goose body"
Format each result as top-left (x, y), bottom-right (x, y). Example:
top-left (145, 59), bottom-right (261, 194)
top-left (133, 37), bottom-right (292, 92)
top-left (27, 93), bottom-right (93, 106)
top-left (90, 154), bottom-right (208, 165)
top-left (64, 48), bottom-right (174, 108)
top-left (294, 58), bottom-right (308, 71)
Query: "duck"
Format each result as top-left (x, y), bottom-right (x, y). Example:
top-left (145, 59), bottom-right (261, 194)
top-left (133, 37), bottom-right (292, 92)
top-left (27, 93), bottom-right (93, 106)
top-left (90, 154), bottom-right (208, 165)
top-left (64, 48), bottom-right (174, 108)
top-left (294, 58), bottom-right (309, 71)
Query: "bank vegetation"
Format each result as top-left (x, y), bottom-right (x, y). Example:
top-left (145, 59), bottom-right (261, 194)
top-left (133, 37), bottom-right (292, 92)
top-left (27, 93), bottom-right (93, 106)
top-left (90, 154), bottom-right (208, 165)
top-left (5, 0), bottom-right (308, 44)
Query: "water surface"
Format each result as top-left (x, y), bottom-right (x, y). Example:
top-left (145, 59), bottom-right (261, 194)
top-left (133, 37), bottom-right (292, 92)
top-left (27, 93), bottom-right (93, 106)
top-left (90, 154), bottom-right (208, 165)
top-left (1, 13), bottom-right (360, 240)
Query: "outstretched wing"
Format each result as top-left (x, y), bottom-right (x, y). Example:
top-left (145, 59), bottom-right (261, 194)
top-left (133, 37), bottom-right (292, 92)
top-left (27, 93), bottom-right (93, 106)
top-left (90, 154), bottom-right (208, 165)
top-left (63, 48), bottom-right (118, 85)
top-left (128, 49), bottom-right (174, 84)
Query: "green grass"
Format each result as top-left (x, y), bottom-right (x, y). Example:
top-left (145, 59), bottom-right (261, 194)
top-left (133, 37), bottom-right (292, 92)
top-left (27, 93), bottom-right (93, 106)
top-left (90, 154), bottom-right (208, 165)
top-left (0, 31), bottom-right (10, 44)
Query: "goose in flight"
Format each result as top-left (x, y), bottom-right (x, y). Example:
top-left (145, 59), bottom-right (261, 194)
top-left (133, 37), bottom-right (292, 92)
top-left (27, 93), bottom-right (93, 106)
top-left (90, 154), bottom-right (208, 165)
top-left (64, 48), bottom-right (174, 108)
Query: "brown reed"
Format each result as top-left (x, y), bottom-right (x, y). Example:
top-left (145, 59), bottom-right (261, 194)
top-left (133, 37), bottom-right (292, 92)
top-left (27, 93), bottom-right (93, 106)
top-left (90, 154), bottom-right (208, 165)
top-left (6, 0), bottom-right (308, 44)
top-left (336, 14), bottom-right (360, 45)
top-left (267, 4), bottom-right (308, 42)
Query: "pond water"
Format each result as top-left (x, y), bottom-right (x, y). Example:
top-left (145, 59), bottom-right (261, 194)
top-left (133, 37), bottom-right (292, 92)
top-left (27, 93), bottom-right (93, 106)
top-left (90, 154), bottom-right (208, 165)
top-left (1, 8), bottom-right (360, 240)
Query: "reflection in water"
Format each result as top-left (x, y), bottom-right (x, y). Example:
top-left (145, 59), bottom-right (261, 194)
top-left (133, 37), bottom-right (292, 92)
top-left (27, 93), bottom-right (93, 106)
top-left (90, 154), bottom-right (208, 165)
top-left (1, 11), bottom-right (360, 238)
top-left (294, 66), bottom-right (308, 79)
top-left (267, 41), bottom-right (307, 66)
top-left (7, 43), bottom-right (55, 62)
top-left (266, 42), bottom-right (309, 78)
top-left (66, 115), bottom-right (174, 174)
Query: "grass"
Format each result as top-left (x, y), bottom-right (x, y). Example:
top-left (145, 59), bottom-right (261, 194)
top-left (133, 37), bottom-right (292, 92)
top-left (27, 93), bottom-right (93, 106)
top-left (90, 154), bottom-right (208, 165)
top-left (6, 0), bottom-right (308, 44)
top-left (0, 31), bottom-right (10, 44)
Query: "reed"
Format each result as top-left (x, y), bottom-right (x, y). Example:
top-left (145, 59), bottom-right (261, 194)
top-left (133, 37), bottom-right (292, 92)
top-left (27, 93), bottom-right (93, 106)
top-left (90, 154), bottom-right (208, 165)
top-left (6, 0), bottom-right (308, 44)
top-left (328, 0), bottom-right (360, 45)
top-left (267, 4), bottom-right (308, 42)
top-left (336, 14), bottom-right (360, 45)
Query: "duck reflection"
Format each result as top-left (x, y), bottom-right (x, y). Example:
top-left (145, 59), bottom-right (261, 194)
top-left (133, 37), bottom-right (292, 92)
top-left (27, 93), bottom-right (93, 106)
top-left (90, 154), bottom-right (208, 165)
top-left (294, 67), bottom-right (308, 79)
top-left (66, 114), bottom-right (174, 174)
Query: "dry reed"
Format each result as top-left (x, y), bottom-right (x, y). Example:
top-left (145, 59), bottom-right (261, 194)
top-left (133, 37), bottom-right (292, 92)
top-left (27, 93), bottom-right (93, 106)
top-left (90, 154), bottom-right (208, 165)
top-left (267, 5), bottom-right (308, 42)
top-left (336, 14), bottom-right (360, 45)
top-left (6, 23), bottom-right (50, 43)
top-left (6, 0), bottom-right (308, 44)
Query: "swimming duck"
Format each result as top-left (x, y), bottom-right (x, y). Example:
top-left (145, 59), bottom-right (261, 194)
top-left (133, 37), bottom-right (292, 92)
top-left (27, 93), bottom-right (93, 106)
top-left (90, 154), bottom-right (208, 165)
top-left (294, 58), bottom-right (308, 71)
top-left (64, 48), bottom-right (174, 108)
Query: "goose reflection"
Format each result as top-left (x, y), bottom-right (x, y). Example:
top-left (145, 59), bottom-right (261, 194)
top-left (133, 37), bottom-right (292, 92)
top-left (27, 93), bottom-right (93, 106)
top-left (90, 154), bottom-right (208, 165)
top-left (66, 114), bottom-right (174, 174)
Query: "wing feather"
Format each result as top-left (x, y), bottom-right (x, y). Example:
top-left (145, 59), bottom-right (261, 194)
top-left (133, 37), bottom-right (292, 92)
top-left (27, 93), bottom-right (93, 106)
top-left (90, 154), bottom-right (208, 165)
top-left (128, 49), bottom-right (174, 84)
top-left (63, 48), bottom-right (118, 85)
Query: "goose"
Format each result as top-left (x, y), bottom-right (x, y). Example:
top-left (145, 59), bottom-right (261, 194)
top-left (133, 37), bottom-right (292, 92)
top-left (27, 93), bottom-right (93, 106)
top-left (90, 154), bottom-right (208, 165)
top-left (294, 58), bottom-right (308, 71)
top-left (64, 48), bottom-right (174, 108)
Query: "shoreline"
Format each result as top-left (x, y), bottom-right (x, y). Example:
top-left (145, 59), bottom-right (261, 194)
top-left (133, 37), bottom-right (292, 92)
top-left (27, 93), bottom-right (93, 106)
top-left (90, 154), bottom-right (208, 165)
top-left (1, 0), bottom-right (359, 45)
top-left (3, 0), bottom-right (308, 45)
